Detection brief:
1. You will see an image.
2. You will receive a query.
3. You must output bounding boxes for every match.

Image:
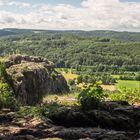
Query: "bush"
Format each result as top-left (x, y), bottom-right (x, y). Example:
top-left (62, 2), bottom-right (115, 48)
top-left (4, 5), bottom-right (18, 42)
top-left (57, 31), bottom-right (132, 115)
top-left (76, 74), bottom-right (116, 85)
top-left (135, 73), bottom-right (140, 81)
top-left (68, 79), bottom-right (75, 86)
top-left (0, 62), bottom-right (6, 80)
top-left (41, 101), bottom-right (62, 117)
top-left (77, 75), bottom-right (83, 84)
top-left (109, 88), bottom-right (140, 105)
top-left (0, 62), bottom-right (18, 110)
top-left (78, 83), bottom-right (107, 110)
top-left (18, 106), bottom-right (41, 117)
top-left (0, 81), bottom-right (18, 109)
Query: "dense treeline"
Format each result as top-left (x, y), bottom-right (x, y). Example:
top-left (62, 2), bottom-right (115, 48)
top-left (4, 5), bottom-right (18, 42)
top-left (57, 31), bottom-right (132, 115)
top-left (0, 32), bottom-right (140, 73)
top-left (76, 74), bottom-right (116, 85)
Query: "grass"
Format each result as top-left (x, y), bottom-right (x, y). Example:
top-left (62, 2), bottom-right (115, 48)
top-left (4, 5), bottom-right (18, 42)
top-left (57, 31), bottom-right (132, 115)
top-left (100, 80), bottom-right (140, 92)
top-left (111, 74), bottom-right (120, 79)
top-left (63, 72), bottom-right (78, 81)
top-left (56, 68), bottom-right (78, 81)
top-left (117, 80), bottom-right (140, 91)
top-left (43, 93), bottom-right (79, 106)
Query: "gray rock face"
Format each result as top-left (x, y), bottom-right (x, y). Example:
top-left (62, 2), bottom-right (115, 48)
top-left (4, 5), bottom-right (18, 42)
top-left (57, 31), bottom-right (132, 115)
top-left (4, 54), bottom-right (51, 68)
top-left (0, 109), bottom-right (136, 140)
top-left (0, 104), bottom-right (139, 140)
top-left (49, 101), bottom-right (140, 132)
top-left (5, 55), bottom-right (69, 105)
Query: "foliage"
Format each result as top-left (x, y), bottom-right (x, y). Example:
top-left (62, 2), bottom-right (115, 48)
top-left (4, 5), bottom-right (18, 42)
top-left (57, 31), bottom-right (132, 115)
top-left (68, 79), bottom-right (75, 86)
top-left (18, 106), bottom-right (42, 117)
top-left (78, 82), bottom-right (107, 110)
top-left (0, 32), bottom-right (140, 74)
top-left (76, 74), bottom-right (116, 85)
top-left (41, 101), bottom-right (62, 117)
top-left (119, 72), bottom-right (140, 81)
top-left (109, 88), bottom-right (140, 105)
top-left (0, 30), bottom-right (140, 110)
top-left (68, 79), bottom-right (80, 92)
top-left (0, 81), bottom-right (18, 109)
top-left (0, 62), bottom-right (18, 109)
top-left (0, 62), bottom-right (7, 80)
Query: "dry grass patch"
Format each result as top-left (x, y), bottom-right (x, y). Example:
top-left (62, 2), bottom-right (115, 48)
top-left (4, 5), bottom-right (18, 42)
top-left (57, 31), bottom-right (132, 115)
top-left (43, 93), bottom-right (79, 106)
top-left (101, 85), bottom-right (116, 91)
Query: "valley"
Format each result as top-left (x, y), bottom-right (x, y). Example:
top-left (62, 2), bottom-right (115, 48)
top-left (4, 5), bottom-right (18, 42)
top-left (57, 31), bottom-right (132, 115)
top-left (0, 29), bottom-right (140, 139)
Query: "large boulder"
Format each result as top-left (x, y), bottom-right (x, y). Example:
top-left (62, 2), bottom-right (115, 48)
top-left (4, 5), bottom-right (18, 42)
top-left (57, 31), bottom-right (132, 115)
top-left (4, 55), bottom-right (69, 105)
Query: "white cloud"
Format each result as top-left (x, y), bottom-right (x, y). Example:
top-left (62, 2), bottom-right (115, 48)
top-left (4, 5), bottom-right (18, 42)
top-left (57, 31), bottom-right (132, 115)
top-left (0, 0), bottom-right (140, 31)
top-left (0, 0), bottom-right (31, 8)
top-left (8, 1), bottom-right (31, 8)
top-left (0, 0), bottom-right (10, 5)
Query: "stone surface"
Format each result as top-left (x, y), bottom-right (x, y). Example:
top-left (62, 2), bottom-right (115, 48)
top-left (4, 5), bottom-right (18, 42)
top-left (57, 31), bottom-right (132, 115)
top-left (4, 55), bottom-right (69, 105)
top-left (4, 55), bottom-right (50, 68)
top-left (0, 104), bottom-right (139, 140)
top-left (49, 101), bottom-right (140, 132)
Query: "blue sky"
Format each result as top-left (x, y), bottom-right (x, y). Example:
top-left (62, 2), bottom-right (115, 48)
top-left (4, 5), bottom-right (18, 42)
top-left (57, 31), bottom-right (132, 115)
top-left (0, 0), bottom-right (140, 31)
top-left (27, 0), bottom-right (82, 7)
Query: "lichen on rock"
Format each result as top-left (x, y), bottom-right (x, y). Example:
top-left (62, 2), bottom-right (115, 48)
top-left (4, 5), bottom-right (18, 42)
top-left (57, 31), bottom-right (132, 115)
top-left (4, 55), bottom-right (69, 105)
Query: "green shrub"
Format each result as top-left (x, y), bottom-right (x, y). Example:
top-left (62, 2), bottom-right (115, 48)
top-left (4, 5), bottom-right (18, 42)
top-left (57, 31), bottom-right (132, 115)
top-left (0, 81), bottom-right (18, 109)
top-left (78, 82), bottom-right (107, 110)
top-left (109, 88), bottom-right (140, 105)
top-left (0, 62), bottom-right (6, 80)
top-left (0, 62), bottom-right (18, 110)
top-left (41, 101), bottom-right (62, 117)
top-left (18, 106), bottom-right (41, 117)
top-left (68, 79), bottom-right (75, 86)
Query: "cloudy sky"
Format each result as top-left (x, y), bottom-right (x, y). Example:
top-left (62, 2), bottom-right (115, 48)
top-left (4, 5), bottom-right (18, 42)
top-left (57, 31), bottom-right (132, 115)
top-left (0, 0), bottom-right (140, 31)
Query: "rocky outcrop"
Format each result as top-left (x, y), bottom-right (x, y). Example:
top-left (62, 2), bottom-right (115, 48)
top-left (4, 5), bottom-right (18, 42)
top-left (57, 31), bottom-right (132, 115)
top-left (4, 54), bottom-right (50, 68)
top-left (48, 101), bottom-right (140, 139)
top-left (4, 55), bottom-right (69, 105)
top-left (0, 102), bottom-right (140, 140)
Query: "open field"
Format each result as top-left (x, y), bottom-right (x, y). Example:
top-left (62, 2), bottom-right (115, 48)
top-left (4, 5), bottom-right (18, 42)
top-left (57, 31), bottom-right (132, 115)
top-left (101, 80), bottom-right (140, 91)
top-left (56, 68), bottom-right (78, 81)
top-left (57, 68), bottom-right (140, 92)
top-left (78, 80), bottom-right (140, 92)
top-left (116, 80), bottom-right (140, 91)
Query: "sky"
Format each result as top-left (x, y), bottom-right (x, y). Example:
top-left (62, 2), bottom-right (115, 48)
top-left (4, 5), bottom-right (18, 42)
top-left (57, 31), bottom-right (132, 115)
top-left (0, 0), bottom-right (140, 31)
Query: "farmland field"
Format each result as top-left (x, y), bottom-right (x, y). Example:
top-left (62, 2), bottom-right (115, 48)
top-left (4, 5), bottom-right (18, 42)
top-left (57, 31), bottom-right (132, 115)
top-left (117, 80), bottom-right (140, 91)
top-left (57, 69), bottom-right (140, 92)
top-left (101, 80), bottom-right (140, 92)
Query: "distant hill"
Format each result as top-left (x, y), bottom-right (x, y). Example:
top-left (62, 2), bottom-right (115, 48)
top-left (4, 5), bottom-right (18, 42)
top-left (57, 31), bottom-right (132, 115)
top-left (81, 30), bottom-right (140, 42)
top-left (0, 28), bottom-right (140, 42)
top-left (0, 30), bottom-right (140, 72)
top-left (0, 29), bottom-right (17, 37)
top-left (0, 28), bottom-right (43, 37)
top-left (50, 30), bottom-right (140, 42)
top-left (0, 28), bottom-right (35, 37)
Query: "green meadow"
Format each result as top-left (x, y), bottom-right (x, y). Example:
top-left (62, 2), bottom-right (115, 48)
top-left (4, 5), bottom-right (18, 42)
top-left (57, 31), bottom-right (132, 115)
top-left (117, 80), bottom-right (140, 91)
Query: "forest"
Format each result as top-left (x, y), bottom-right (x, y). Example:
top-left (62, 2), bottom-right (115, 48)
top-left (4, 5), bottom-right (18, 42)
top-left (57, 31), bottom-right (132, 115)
top-left (0, 29), bottom-right (140, 139)
top-left (0, 29), bottom-right (140, 71)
